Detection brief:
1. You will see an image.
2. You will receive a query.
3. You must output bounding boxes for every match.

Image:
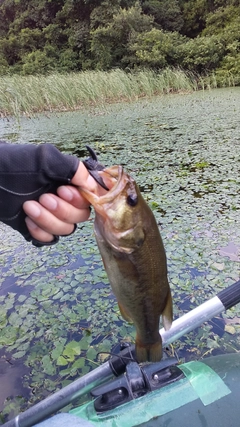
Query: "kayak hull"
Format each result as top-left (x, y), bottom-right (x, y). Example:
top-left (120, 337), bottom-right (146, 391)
top-left (70, 353), bottom-right (240, 427)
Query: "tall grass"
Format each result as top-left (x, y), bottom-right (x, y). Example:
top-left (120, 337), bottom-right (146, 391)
top-left (0, 68), bottom-right (205, 117)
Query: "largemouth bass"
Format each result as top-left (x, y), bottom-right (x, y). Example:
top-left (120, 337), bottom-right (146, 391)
top-left (80, 165), bottom-right (173, 362)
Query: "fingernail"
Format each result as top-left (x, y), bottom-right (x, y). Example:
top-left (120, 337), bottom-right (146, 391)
top-left (25, 217), bottom-right (38, 230)
top-left (24, 202), bottom-right (41, 218)
top-left (41, 194), bottom-right (58, 210)
top-left (58, 187), bottom-right (74, 201)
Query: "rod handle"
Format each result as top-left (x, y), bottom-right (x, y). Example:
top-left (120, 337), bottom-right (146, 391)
top-left (217, 280), bottom-right (240, 310)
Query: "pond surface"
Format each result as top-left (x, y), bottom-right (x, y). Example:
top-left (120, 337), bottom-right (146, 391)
top-left (0, 88), bottom-right (240, 422)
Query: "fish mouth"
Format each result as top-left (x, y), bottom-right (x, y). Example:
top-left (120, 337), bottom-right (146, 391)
top-left (79, 165), bottom-right (128, 212)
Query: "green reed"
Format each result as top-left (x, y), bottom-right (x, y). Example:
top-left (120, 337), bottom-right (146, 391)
top-left (0, 68), bottom-right (201, 117)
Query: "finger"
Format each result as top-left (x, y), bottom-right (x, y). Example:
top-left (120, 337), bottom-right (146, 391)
top-left (23, 200), bottom-right (90, 236)
top-left (38, 193), bottom-right (91, 224)
top-left (71, 162), bottom-right (107, 196)
top-left (25, 217), bottom-right (55, 243)
top-left (23, 201), bottom-right (75, 235)
top-left (71, 162), bottom-right (96, 188)
top-left (56, 185), bottom-right (90, 209)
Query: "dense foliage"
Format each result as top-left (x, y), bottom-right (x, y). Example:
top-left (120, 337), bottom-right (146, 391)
top-left (0, 0), bottom-right (240, 83)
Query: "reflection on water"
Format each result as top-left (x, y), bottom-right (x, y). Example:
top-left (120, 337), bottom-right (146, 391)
top-left (219, 242), bottom-right (240, 261)
top-left (0, 358), bottom-right (29, 410)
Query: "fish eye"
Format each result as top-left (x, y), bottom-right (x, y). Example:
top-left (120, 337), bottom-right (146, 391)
top-left (127, 194), bottom-right (138, 207)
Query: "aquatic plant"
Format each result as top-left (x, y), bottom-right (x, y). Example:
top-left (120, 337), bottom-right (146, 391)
top-left (0, 87), bottom-right (239, 421)
top-left (0, 68), bottom-right (201, 118)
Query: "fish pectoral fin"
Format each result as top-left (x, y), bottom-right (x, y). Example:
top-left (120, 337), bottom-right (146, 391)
top-left (162, 290), bottom-right (173, 331)
top-left (118, 302), bottom-right (133, 323)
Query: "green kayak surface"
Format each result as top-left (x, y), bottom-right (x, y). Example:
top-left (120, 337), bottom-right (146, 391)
top-left (70, 353), bottom-right (240, 427)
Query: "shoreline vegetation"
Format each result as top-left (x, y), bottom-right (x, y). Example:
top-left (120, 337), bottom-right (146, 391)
top-left (0, 68), bottom-right (237, 118)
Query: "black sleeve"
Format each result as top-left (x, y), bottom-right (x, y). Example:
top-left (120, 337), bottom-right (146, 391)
top-left (0, 142), bottom-right (79, 243)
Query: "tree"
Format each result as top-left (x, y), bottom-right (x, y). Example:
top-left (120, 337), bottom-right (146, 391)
top-left (43, 24), bottom-right (68, 48)
top-left (128, 28), bottom-right (185, 68)
top-left (18, 28), bottom-right (44, 56)
top-left (178, 35), bottom-right (225, 73)
top-left (215, 52), bottom-right (240, 85)
top-left (90, 2), bottom-right (154, 69)
top-left (179, 0), bottom-right (213, 37)
top-left (202, 4), bottom-right (240, 35)
top-left (0, 0), bottom-right (240, 75)
top-left (90, 0), bottom-right (120, 30)
top-left (142, 0), bottom-right (184, 32)
top-left (67, 21), bottom-right (92, 70)
top-left (22, 47), bottom-right (58, 75)
top-left (0, 54), bottom-right (9, 75)
top-left (0, 35), bottom-right (21, 66)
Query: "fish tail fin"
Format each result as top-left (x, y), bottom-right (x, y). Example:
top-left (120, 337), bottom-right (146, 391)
top-left (162, 290), bottom-right (173, 331)
top-left (135, 335), bottom-right (162, 363)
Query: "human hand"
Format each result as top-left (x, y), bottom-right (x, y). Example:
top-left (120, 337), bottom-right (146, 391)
top-left (23, 162), bottom-right (104, 244)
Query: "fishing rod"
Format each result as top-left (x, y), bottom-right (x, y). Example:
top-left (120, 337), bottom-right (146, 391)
top-left (3, 279), bottom-right (240, 427)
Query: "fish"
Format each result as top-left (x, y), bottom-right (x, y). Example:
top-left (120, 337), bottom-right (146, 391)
top-left (79, 165), bottom-right (173, 363)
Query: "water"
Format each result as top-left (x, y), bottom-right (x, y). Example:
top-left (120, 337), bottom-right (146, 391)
top-left (0, 87), bottom-right (240, 421)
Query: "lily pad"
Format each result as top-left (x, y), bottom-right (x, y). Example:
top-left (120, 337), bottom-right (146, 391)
top-left (1, 87), bottom-right (240, 419)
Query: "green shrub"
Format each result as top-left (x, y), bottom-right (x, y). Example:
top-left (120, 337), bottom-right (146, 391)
top-left (22, 48), bottom-right (57, 75)
top-left (0, 55), bottom-right (9, 76)
top-left (178, 35), bottom-right (225, 73)
top-left (127, 28), bottom-right (184, 68)
top-left (215, 52), bottom-right (240, 86)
